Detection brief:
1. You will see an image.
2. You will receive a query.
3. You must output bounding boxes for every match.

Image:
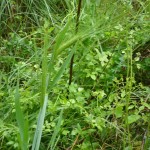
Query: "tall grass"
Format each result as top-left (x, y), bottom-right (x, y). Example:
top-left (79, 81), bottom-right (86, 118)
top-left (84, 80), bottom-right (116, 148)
top-left (15, 80), bottom-right (29, 150)
top-left (1, 0), bottom-right (149, 149)
top-left (14, 14), bottom-right (78, 149)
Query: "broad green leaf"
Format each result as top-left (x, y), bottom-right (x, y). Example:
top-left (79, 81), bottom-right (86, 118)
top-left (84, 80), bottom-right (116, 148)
top-left (91, 74), bottom-right (96, 80)
top-left (121, 90), bottom-right (126, 98)
top-left (128, 105), bottom-right (134, 110)
top-left (115, 106), bottom-right (123, 118)
top-left (62, 130), bottom-right (70, 135)
top-left (127, 115), bottom-right (140, 124)
top-left (98, 90), bottom-right (106, 99)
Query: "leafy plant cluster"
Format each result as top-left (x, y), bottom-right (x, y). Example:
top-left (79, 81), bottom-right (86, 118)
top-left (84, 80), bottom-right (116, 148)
top-left (0, 0), bottom-right (150, 149)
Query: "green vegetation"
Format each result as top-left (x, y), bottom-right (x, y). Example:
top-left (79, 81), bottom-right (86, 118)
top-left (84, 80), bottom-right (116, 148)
top-left (0, 0), bottom-right (150, 149)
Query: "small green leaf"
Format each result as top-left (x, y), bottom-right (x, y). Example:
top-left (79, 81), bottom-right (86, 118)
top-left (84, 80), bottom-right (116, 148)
top-left (128, 105), bottom-right (134, 110)
top-left (98, 90), bottom-right (106, 99)
top-left (62, 130), bottom-right (70, 135)
top-left (128, 115), bottom-right (140, 124)
top-left (91, 74), bottom-right (96, 80)
top-left (71, 129), bottom-right (78, 136)
top-left (115, 106), bottom-right (123, 118)
top-left (78, 87), bottom-right (84, 92)
top-left (142, 102), bottom-right (150, 109)
top-left (70, 99), bottom-right (76, 104)
top-left (121, 90), bottom-right (125, 98)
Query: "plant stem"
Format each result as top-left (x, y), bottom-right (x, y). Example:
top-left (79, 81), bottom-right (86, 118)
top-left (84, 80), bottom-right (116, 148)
top-left (125, 43), bottom-right (133, 149)
top-left (69, 0), bottom-right (82, 85)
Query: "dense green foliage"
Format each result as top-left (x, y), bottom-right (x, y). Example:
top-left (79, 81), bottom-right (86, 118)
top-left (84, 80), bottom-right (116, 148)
top-left (0, 0), bottom-right (150, 149)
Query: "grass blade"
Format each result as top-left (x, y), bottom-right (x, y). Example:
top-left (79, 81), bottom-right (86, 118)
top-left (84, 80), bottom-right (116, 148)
top-left (49, 46), bottom-right (76, 90)
top-left (47, 110), bottom-right (63, 150)
top-left (15, 81), bottom-right (29, 150)
top-left (54, 19), bottom-right (72, 54)
top-left (32, 94), bottom-right (48, 150)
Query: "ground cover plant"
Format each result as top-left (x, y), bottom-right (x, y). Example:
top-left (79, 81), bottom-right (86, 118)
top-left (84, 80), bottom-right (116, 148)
top-left (0, 0), bottom-right (150, 149)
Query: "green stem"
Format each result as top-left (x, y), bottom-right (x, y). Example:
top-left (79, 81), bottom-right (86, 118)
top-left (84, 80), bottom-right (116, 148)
top-left (125, 43), bottom-right (133, 149)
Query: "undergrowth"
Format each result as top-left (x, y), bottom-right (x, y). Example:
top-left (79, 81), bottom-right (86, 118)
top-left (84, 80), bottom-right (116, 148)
top-left (0, 0), bottom-right (150, 149)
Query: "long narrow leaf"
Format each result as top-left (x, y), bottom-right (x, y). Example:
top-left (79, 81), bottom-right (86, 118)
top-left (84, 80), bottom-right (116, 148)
top-left (56, 33), bottom-right (86, 57)
top-left (32, 94), bottom-right (48, 150)
top-left (15, 81), bottom-right (29, 150)
top-left (49, 46), bottom-right (76, 90)
top-left (41, 29), bottom-right (52, 106)
top-left (47, 110), bottom-right (63, 150)
top-left (54, 19), bottom-right (72, 53)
